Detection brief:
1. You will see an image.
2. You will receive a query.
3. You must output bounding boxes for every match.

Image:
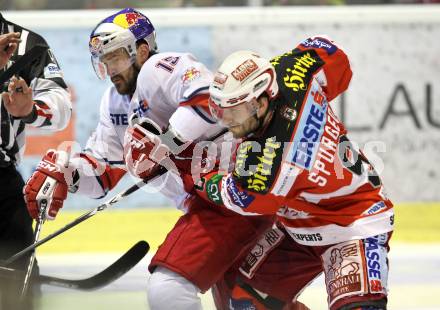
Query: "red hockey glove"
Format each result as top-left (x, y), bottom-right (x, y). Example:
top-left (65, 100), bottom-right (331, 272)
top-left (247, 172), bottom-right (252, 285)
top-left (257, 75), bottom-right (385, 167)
top-left (123, 117), bottom-right (171, 180)
top-left (24, 150), bottom-right (69, 220)
top-left (124, 116), bottom-right (215, 185)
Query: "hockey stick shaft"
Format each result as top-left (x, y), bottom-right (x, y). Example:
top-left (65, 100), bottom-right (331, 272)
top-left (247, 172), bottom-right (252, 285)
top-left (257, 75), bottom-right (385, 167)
top-left (4, 171), bottom-right (161, 265)
top-left (5, 129), bottom-right (226, 264)
top-left (20, 202), bottom-right (47, 299)
top-left (0, 241), bottom-right (149, 291)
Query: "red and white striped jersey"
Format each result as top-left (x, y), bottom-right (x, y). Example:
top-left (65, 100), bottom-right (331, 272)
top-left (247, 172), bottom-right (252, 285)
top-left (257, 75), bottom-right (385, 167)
top-left (198, 36), bottom-right (394, 246)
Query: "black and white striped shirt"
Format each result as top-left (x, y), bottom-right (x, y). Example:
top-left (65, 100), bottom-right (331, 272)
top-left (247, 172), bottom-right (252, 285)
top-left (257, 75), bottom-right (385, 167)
top-left (0, 13), bottom-right (72, 167)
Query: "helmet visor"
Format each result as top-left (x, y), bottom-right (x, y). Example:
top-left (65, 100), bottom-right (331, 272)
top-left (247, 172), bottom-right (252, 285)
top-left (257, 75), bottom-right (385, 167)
top-left (209, 98), bottom-right (258, 128)
top-left (91, 47), bottom-right (135, 80)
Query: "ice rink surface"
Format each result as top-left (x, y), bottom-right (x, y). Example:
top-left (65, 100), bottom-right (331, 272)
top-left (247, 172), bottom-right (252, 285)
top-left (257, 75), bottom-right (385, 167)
top-left (36, 243), bottom-right (440, 310)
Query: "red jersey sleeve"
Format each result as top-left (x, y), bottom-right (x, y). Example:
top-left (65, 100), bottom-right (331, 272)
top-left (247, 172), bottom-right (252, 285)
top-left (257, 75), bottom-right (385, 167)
top-left (296, 35), bottom-right (352, 101)
top-left (196, 171), bottom-right (282, 216)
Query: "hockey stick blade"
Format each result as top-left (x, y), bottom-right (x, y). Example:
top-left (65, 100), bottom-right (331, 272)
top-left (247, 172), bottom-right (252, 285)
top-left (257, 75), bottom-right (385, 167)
top-left (41, 240), bottom-right (150, 290)
top-left (0, 241), bottom-right (149, 291)
top-left (0, 44), bottom-right (48, 85)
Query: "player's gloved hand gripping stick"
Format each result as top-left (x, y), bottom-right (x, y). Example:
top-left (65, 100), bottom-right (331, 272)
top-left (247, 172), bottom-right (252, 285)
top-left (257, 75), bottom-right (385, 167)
top-left (4, 169), bottom-right (164, 266)
top-left (6, 115), bottom-right (225, 264)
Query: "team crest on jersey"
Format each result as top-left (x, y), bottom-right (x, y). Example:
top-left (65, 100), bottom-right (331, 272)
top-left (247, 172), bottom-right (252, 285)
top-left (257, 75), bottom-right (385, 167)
top-left (181, 67), bottom-right (201, 85)
top-left (280, 105), bottom-right (297, 121)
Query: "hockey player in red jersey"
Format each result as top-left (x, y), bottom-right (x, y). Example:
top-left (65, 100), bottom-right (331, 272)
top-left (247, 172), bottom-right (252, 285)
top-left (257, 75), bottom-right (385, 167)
top-left (23, 8), bottom-right (308, 310)
top-left (196, 36), bottom-right (394, 310)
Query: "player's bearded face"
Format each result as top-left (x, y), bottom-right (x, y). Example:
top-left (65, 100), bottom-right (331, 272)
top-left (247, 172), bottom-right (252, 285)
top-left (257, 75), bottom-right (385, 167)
top-left (99, 48), bottom-right (139, 95)
top-left (228, 114), bottom-right (261, 138)
top-left (210, 98), bottom-right (264, 138)
top-left (111, 62), bottom-right (139, 95)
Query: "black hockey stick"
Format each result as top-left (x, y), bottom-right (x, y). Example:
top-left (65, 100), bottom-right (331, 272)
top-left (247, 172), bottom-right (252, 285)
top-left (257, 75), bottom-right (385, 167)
top-left (4, 128), bottom-right (228, 264)
top-left (3, 169), bottom-right (164, 266)
top-left (20, 202), bottom-right (47, 299)
top-left (0, 44), bottom-right (48, 85)
top-left (4, 129), bottom-right (228, 264)
top-left (0, 241), bottom-right (149, 291)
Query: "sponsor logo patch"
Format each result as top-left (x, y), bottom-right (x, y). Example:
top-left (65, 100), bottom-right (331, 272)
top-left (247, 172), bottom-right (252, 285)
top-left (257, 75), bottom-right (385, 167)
top-left (44, 63), bottom-right (63, 79)
top-left (363, 201), bottom-right (387, 216)
top-left (125, 12), bottom-right (145, 27)
top-left (225, 177), bottom-right (255, 209)
top-left (110, 113), bottom-right (129, 126)
top-left (322, 240), bottom-right (367, 307)
top-left (290, 232), bottom-right (322, 242)
top-left (38, 160), bottom-right (58, 173)
top-left (240, 228), bottom-right (284, 278)
top-left (277, 206), bottom-right (310, 219)
top-left (364, 234), bottom-right (388, 295)
top-left (213, 71), bottom-right (228, 87)
top-left (287, 82), bottom-right (327, 170)
top-left (232, 59), bottom-right (258, 82)
top-left (181, 67), bottom-right (201, 85)
top-left (282, 52), bottom-right (317, 92)
top-left (89, 36), bottom-right (103, 56)
top-left (206, 174), bottom-right (223, 205)
top-left (300, 37), bottom-right (338, 55)
top-left (113, 11), bottom-right (146, 29)
top-left (132, 99), bottom-right (150, 116)
top-left (234, 137), bottom-right (281, 193)
top-left (229, 298), bottom-right (257, 310)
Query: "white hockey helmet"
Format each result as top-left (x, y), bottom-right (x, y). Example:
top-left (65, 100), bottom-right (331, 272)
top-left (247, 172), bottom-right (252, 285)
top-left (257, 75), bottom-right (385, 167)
top-left (89, 8), bottom-right (157, 80)
top-left (208, 51), bottom-right (278, 127)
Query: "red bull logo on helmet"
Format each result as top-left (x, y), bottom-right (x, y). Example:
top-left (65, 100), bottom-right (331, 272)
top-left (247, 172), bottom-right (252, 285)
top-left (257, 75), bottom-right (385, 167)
top-left (126, 12), bottom-right (146, 26)
top-left (113, 11), bottom-right (146, 29)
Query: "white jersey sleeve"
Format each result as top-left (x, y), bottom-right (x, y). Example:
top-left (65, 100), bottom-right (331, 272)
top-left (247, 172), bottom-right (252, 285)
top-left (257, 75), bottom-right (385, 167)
top-left (132, 52), bottom-right (224, 142)
top-left (70, 87), bottom-right (126, 199)
top-left (30, 79), bottom-right (72, 131)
